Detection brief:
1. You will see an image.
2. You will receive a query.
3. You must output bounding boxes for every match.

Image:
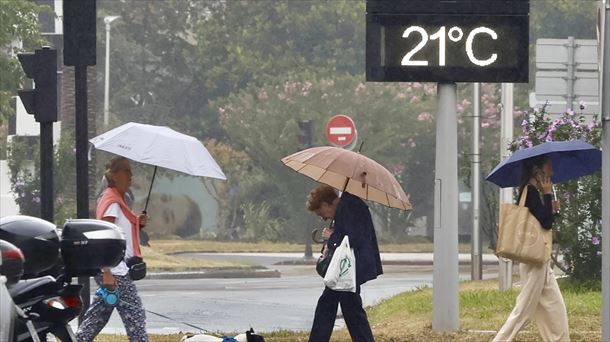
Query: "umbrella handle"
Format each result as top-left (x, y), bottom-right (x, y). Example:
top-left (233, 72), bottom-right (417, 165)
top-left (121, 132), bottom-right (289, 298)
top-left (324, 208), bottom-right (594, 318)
top-left (143, 166), bottom-right (158, 213)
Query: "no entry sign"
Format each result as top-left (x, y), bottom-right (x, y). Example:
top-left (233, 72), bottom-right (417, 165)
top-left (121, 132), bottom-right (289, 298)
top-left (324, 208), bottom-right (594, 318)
top-left (326, 115), bottom-right (356, 147)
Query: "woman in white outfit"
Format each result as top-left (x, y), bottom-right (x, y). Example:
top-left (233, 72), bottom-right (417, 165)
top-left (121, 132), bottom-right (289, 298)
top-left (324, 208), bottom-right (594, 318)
top-left (493, 156), bottom-right (569, 342)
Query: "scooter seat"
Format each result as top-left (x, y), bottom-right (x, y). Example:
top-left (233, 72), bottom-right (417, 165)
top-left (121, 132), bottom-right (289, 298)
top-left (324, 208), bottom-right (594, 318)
top-left (8, 275), bottom-right (57, 304)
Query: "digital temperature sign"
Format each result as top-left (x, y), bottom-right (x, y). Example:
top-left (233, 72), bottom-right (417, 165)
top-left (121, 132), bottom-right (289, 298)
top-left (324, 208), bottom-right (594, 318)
top-left (366, 1), bottom-right (530, 83)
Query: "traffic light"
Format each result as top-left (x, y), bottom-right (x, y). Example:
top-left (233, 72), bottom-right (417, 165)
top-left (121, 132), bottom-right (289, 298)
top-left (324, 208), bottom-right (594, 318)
top-left (63, 0), bottom-right (96, 66)
top-left (17, 47), bottom-right (58, 123)
top-left (298, 120), bottom-right (314, 147)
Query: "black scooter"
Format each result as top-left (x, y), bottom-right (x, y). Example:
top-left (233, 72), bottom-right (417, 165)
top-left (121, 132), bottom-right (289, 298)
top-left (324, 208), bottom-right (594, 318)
top-left (1, 216), bottom-right (127, 342)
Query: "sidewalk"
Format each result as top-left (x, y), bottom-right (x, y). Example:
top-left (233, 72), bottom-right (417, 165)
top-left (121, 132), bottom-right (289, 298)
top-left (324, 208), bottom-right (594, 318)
top-left (277, 252), bottom-right (500, 265)
top-left (147, 266), bottom-right (281, 279)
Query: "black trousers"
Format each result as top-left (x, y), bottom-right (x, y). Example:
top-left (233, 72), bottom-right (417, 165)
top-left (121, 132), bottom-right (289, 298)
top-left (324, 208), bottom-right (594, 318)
top-left (308, 285), bottom-right (374, 342)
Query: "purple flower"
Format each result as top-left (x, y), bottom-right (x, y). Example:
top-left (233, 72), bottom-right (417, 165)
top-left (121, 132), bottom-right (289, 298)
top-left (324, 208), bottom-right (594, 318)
top-left (597, 251), bottom-right (602, 256)
top-left (592, 236), bottom-right (600, 246)
top-left (32, 196), bottom-right (40, 203)
top-left (563, 192), bottom-right (571, 201)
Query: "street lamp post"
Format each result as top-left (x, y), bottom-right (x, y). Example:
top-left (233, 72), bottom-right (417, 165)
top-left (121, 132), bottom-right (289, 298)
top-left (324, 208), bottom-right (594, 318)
top-left (103, 15), bottom-right (120, 127)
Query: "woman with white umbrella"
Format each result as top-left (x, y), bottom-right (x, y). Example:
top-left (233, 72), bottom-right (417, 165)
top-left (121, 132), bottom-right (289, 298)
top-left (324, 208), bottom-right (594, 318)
top-left (76, 156), bottom-right (148, 342)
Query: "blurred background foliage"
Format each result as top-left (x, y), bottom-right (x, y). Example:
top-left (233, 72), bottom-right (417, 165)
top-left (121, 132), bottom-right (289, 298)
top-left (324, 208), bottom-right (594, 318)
top-left (0, 0), bottom-right (601, 259)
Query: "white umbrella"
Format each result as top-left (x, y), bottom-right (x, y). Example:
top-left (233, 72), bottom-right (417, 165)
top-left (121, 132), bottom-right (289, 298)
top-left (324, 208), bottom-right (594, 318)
top-left (90, 122), bottom-right (226, 211)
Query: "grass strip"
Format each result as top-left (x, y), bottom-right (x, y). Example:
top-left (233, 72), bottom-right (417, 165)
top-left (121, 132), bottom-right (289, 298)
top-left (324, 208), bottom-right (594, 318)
top-left (149, 239), bottom-right (478, 254)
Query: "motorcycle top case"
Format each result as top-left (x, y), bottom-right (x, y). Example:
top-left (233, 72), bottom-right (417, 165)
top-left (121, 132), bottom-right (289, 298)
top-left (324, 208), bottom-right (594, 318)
top-left (60, 219), bottom-right (126, 276)
top-left (0, 216), bottom-right (60, 279)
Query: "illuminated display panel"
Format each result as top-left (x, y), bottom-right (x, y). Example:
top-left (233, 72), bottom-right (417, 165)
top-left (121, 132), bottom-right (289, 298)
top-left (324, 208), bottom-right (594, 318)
top-left (366, 14), bottom-right (529, 82)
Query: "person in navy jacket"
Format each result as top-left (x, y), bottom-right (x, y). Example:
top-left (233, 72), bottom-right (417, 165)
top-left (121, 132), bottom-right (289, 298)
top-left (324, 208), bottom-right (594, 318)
top-left (306, 185), bottom-right (382, 342)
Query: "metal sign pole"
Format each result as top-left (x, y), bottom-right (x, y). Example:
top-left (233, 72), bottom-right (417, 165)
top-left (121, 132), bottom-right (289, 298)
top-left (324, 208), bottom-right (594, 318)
top-left (600, 1), bottom-right (609, 340)
top-left (471, 82), bottom-right (482, 280)
top-left (498, 83), bottom-right (514, 291)
top-left (432, 83), bottom-right (459, 332)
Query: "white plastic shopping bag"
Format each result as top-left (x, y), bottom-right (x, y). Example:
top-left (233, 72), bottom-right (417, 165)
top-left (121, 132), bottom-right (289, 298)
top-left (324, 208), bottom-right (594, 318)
top-left (323, 235), bottom-right (356, 292)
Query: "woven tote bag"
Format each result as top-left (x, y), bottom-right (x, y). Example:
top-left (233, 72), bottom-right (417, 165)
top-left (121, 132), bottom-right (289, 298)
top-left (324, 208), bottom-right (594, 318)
top-left (496, 185), bottom-right (552, 265)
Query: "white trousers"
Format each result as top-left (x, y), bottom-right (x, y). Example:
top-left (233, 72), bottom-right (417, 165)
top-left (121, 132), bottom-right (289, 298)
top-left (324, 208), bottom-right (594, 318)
top-left (493, 261), bottom-right (570, 342)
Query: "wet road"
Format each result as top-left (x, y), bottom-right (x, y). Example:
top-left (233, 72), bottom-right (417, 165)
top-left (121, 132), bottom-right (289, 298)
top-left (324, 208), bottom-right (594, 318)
top-left (79, 253), bottom-right (499, 335)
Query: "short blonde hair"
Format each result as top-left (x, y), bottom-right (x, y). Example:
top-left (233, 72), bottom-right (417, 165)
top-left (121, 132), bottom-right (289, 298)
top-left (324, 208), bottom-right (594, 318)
top-left (104, 156), bottom-right (130, 187)
top-left (306, 185), bottom-right (338, 211)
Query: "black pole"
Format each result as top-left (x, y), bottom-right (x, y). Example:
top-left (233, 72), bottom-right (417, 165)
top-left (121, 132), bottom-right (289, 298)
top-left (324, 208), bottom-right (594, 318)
top-left (40, 122), bottom-right (53, 222)
top-left (143, 166), bottom-right (158, 213)
top-left (75, 65), bottom-right (90, 321)
top-left (63, 0), bottom-right (96, 324)
top-left (302, 120), bottom-right (314, 259)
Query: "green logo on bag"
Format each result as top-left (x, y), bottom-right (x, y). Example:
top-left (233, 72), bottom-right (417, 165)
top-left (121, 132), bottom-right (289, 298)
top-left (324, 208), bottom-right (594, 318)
top-left (339, 256), bottom-right (351, 277)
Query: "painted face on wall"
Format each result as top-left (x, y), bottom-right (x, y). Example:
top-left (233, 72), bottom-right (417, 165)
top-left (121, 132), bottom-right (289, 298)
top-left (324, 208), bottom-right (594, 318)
top-left (135, 193), bottom-right (201, 238)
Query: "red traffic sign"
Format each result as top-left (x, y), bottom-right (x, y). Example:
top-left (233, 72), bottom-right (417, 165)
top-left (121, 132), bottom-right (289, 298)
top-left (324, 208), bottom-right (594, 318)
top-left (326, 115), bottom-right (356, 147)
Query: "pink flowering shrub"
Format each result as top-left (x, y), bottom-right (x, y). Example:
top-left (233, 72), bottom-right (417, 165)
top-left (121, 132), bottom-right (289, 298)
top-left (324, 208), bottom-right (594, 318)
top-left (509, 105), bottom-right (602, 281)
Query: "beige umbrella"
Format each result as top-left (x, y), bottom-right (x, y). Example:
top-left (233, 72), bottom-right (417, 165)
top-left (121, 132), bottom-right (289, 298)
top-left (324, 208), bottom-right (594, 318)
top-left (281, 146), bottom-right (412, 210)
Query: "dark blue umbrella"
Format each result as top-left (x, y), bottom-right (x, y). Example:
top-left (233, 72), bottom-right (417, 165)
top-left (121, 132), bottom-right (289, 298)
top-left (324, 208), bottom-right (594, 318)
top-left (486, 140), bottom-right (602, 188)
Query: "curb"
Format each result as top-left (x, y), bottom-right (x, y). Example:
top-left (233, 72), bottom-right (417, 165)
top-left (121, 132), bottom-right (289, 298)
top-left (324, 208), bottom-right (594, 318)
top-left (147, 267), bottom-right (281, 280)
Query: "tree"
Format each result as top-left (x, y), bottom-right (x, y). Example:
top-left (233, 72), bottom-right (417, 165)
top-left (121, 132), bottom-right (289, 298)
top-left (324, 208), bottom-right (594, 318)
top-left (96, 0), bottom-right (217, 137)
top-left (0, 0), bottom-right (47, 123)
top-left (194, 1), bottom-right (364, 94)
top-left (7, 131), bottom-right (76, 225)
top-left (216, 72), bottom-right (439, 240)
top-left (97, 0), bottom-right (365, 139)
top-left (530, 0), bottom-right (597, 41)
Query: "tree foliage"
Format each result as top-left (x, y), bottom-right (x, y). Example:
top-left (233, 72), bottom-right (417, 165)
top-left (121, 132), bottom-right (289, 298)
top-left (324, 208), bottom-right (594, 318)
top-left (5, 0), bottom-right (602, 246)
top-left (98, 0), bottom-right (365, 140)
top-left (0, 0), bottom-right (47, 123)
top-left (530, 0), bottom-right (598, 41)
top-left (97, 0), bottom-right (215, 137)
top-left (216, 72), bottom-right (439, 240)
top-left (7, 133), bottom-right (76, 225)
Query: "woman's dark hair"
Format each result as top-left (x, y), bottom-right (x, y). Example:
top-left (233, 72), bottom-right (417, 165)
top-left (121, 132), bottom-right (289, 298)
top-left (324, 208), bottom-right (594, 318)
top-left (519, 155), bottom-right (549, 194)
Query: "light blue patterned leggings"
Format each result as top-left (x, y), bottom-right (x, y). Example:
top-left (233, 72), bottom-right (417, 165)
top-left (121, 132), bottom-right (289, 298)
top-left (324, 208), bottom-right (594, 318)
top-left (76, 274), bottom-right (147, 342)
